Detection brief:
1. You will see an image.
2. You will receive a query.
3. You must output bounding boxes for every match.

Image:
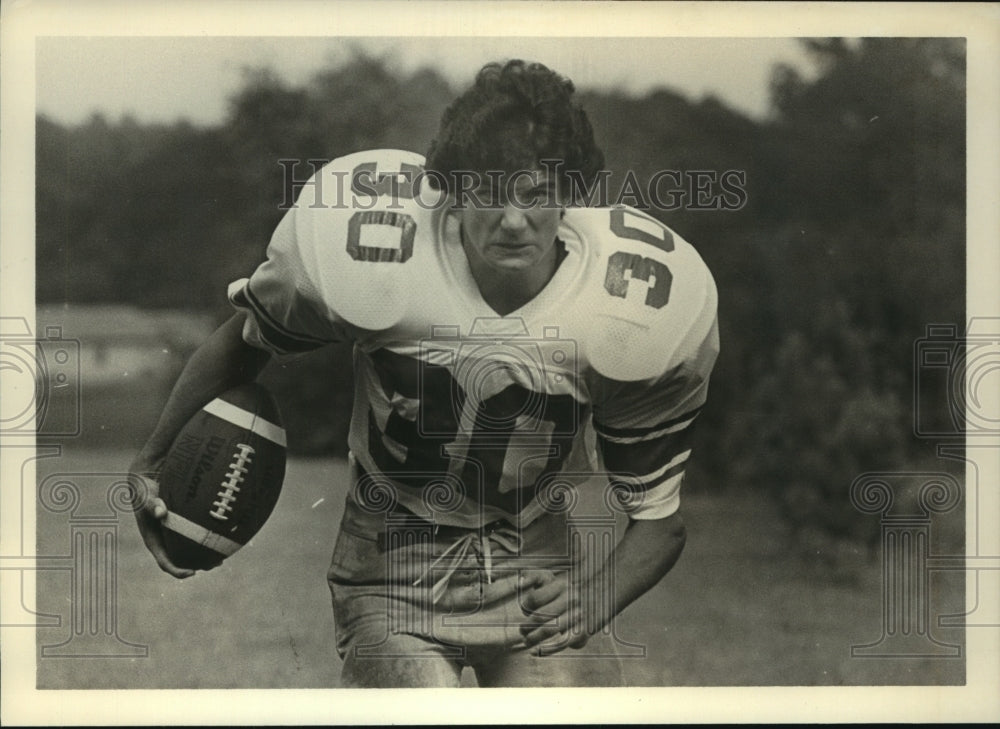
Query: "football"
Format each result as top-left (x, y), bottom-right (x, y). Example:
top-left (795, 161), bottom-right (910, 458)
top-left (158, 383), bottom-right (286, 570)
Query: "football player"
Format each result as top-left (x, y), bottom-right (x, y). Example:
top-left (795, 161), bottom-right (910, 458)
top-left (131, 60), bottom-right (719, 687)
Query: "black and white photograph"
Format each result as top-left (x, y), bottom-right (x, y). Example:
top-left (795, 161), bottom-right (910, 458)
top-left (1, 1), bottom-right (998, 724)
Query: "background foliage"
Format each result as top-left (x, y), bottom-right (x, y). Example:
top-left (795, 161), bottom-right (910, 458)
top-left (36, 39), bottom-right (966, 556)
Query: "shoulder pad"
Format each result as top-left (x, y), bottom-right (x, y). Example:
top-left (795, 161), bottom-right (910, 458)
top-left (565, 206), bottom-right (718, 381)
top-left (291, 150), bottom-right (445, 331)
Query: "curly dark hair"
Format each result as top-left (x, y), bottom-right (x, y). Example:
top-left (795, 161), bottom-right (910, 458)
top-left (425, 60), bottom-right (604, 194)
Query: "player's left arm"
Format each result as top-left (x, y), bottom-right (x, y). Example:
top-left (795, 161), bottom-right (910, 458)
top-left (522, 303), bottom-right (719, 654)
top-left (520, 510), bottom-right (686, 654)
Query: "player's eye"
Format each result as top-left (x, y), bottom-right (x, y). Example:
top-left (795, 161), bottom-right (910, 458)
top-left (523, 185), bottom-right (557, 207)
top-left (474, 188), bottom-right (504, 208)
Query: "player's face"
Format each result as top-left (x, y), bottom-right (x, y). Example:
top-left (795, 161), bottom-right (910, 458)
top-left (458, 169), bottom-right (563, 274)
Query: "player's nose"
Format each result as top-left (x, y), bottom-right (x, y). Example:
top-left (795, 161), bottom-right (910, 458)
top-left (499, 203), bottom-right (528, 231)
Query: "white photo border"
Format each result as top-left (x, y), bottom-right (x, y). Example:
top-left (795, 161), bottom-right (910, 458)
top-left (2, 1), bottom-right (998, 724)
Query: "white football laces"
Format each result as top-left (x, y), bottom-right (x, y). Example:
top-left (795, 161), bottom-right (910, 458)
top-left (210, 443), bottom-right (255, 521)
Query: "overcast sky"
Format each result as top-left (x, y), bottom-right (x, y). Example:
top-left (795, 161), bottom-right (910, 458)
top-left (36, 36), bottom-right (816, 127)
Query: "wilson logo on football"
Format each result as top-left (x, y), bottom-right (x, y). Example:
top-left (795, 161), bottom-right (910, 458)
top-left (211, 443), bottom-right (255, 521)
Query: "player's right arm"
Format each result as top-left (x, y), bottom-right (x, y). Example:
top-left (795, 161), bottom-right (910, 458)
top-left (132, 150), bottom-right (405, 576)
top-left (129, 312), bottom-right (271, 578)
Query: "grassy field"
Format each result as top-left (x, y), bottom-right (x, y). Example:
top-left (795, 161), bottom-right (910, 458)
top-left (34, 446), bottom-right (964, 688)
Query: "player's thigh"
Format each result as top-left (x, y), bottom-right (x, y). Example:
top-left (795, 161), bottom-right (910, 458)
top-left (472, 639), bottom-right (627, 687)
top-left (340, 632), bottom-right (463, 688)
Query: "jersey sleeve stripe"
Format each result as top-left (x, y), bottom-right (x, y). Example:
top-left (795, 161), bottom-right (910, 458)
top-left (610, 449), bottom-right (690, 491)
top-left (598, 420), bottom-right (696, 477)
top-left (242, 283), bottom-right (329, 344)
top-left (626, 472), bottom-right (684, 520)
top-left (231, 282), bottom-right (328, 354)
top-left (597, 411), bottom-right (699, 445)
top-left (593, 404), bottom-right (703, 440)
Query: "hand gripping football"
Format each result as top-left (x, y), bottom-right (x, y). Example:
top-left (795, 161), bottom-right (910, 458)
top-left (158, 383), bottom-right (286, 570)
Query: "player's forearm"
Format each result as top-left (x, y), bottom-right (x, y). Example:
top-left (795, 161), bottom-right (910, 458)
top-left (132, 313), bottom-right (271, 471)
top-left (600, 512), bottom-right (687, 622)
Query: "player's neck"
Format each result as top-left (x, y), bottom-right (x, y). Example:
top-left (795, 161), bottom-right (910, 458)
top-left (467, 239), bottom-right (563, 317)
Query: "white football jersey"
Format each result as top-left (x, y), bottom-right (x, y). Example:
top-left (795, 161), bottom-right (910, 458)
top-left (229, 149), bottom-right (719, 527)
